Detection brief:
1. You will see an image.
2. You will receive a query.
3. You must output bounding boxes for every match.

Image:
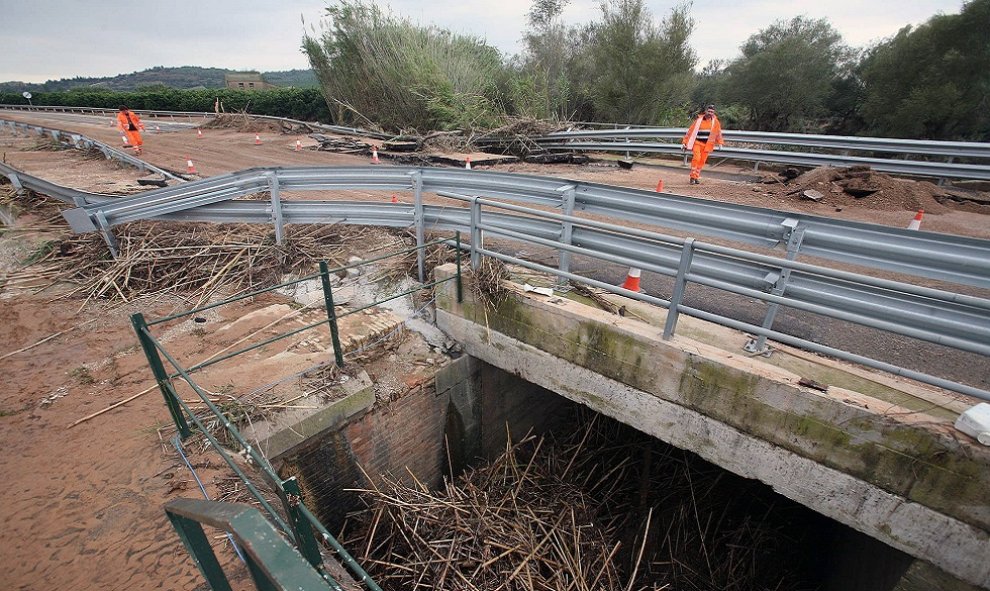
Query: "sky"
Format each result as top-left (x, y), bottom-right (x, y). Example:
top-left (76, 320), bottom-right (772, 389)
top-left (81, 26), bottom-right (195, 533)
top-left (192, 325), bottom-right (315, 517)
top-left (0, 0), bottom-right (962, 83)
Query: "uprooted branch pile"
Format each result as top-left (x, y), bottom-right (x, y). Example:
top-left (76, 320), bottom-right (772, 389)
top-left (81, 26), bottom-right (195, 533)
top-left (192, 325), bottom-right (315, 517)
top-left (342, 413), bottom-right (812, 591)
top-left (23, 221), bottom-right (408, 303)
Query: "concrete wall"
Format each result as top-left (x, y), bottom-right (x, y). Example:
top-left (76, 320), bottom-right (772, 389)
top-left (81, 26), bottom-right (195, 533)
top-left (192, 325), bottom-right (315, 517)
top-left (276, 355), bottom-right (569, 528)
top-left (433, 264), bottom-right (990, 590)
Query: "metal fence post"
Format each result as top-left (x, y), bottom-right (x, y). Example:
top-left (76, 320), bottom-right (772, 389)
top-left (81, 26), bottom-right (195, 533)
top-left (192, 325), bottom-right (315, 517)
top-left (130, 313), bottom-right (191, 438)
top-left (557, 186), bottom-right (576, 289)
top-left (165, 512), bottom-right (234, 591)
top-left (282, 477), bottom-right (325, 576)
top-left (319, 262), bottom-right (345, 367)
top-left (267, 172), bottom-right (284, 245)
top-left (663, 239), bottom-right (696, 340)
top-left (745, 226), bottom-right (806, 355)
top-left (411, 171), bottom-right (425, 283)
top-left (469, 197), bottom-right (482, 270)
top-left (455, 231), bottom-right (463, 303)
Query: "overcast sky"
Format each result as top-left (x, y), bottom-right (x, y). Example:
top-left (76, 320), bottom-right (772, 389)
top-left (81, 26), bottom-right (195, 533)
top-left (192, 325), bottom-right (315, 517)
top-left (0, 0), bottom-right (961, 83)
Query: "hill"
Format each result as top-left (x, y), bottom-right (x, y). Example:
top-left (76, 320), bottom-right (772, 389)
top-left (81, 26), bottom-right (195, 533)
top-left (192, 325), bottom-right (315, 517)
top-left (0, 66), bottom-right (318, 92)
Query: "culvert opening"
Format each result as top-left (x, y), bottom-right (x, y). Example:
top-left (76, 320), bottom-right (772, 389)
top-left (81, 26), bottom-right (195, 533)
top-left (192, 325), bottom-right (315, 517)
top-left (275, 363), bottom-right (914, 591)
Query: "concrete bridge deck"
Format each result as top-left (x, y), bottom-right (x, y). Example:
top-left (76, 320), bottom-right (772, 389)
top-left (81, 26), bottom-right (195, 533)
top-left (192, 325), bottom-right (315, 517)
top-left (434, 264), bottom-right (990, 589)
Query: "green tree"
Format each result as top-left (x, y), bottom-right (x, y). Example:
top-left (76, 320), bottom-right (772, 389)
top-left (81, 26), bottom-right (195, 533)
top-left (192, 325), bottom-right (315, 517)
top-left (858, 0), bottom-right (990, 140)
top-left (722, 17), bottom-right (851, 131)
top-left (580, 0), bottom-right (696, 124)
top-left (510, 0), bottom-right (575, 120)
top-left (303, 1), bottom-right (507, 131)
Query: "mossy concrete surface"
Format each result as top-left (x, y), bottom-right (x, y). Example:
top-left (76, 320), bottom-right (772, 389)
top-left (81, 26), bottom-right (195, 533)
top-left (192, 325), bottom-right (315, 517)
top-left (435, 264), bottom-right (990, 589)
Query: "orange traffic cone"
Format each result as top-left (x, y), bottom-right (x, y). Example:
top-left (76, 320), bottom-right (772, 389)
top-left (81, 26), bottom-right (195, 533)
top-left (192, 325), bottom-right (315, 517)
top-left (371, 145), bottom-right (380, 164)
top-left (621, 268), bottom-right (642, 292)
top-left (465, 156), bottom-right (472, 170)
top-left (186, 156), bottom-right (198, 174)
top-left (197, 129), bottom-right (203, 139)
top-left (655, 178), bottom-right (664, 192)
top-left (254, 134), bottom-right (262, 145)
top-left (907, 210), bottom-right (924, 230)
top-left (295, 140), bottom-right (302, 152)
top-left (390, 194), bottom-right (399, 203)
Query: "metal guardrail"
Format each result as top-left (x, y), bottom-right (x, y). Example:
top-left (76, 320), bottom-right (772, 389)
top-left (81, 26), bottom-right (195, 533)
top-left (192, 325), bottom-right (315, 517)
top-left (0, 118), bottom-right (182, 182)
top-left (537, 128), bottom-right (990, 159)
top-left (0, 105), bottom-right (392, 140)
top-left (536, 141), bottom-right (990, 181)
top-left (54, 166), bottom-right (990, 289)
top-left (3, 145), bottom-right (989, 399)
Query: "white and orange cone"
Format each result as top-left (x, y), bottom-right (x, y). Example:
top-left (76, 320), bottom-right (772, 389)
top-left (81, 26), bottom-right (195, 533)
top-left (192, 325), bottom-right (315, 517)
top-left (621, 268), bottom-right (642, 292)
top-left (390, 194), bottom-right (399, 203)
top-left (186, 156), bottom-right (198, 174)
top-left (197, 129), bottom-right (203, 139)
top-left (154, 125), bottom-right (161, 133)
top-left (371, 145), bottom-right (381, 164)
top-left (465, 156), bottom-right (472, 170)
top-left (907, 210), bottom-right (924, 231)
top-left (254, 134), bottom-right (262, 145)
top-left (295, 139), bottom-right (302, 152)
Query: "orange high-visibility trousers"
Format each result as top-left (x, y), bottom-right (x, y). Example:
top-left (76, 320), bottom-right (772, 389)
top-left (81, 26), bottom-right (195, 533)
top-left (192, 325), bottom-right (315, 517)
top-left (124, 129), bottom-right (143, 149)
top-left (690, 142), bottom-right (711, 179)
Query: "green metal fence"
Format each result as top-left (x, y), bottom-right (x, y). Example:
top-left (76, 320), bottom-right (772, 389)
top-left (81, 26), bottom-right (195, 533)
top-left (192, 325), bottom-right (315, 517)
top-left (132, 234), bottom-right (463, 591)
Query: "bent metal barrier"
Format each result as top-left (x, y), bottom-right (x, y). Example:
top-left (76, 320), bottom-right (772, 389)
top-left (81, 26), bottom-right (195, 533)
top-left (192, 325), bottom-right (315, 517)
top-left (1, 161), bottom-right (987, 401)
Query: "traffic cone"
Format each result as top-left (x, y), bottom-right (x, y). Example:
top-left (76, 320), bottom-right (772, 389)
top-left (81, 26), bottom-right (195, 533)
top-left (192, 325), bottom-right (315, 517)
top-left (465, 156), bottom-right (472, 170)
top-left (371, 145), bottom-right (380, 164)
top-left (254, 134), bottom-right (262, 145)
top-left (655, 178), bottom-right (664, 192)
top-left (295, 139), bottom-right (302, 152)
top-left (197, 129), bottom-right (203, 139)
top-left (154, 125), bottom-right (161, 133)
top-left (907, 210), bottom-right (924, 231)
top-left (186, 156), bottom-right (198, 174)
top-left (390, 194), bottom-right (399, 203)
top-left (121, 135), bottom-right (129, 146)
top-left (620, 268), bottom-right (642, 292)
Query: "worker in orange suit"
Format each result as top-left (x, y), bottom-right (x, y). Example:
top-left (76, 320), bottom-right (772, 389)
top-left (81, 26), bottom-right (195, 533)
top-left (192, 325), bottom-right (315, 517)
top-left (681, 104), bottom-right (724, 184)
top-left (117, 105), bottom-right (144, 155)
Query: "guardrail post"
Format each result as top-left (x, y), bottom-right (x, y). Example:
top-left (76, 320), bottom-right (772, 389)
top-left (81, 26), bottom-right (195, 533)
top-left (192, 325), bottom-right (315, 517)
top-left (557, 186), bottom-right (576, 289)
top-left (282, 477), bottom-right (326, 576)
top-left (663, 238), bottom-right (695, 340)
top-left (745, 226), bottom-right (806, 355)
top-left (411, 171), bottom-right (425, 283)
top-left (319, 261), bottom-right (345, 367)
top-left (266, 172), bottom-right (284, 245)
top-left (455, 231), bottom-right (463, 303)
top-left (94, 211), bottom-right (120, 258)
top-left (469, 196), bottom-right (482, 270)
top-left (7, 172), bottom-right (24, 196)
top-left (131, 313), bottom-right (191, 438)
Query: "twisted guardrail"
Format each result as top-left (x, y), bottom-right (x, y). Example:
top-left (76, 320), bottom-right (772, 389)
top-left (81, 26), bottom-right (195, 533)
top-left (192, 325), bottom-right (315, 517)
top-left (2, 157), bottom-right (987, 400)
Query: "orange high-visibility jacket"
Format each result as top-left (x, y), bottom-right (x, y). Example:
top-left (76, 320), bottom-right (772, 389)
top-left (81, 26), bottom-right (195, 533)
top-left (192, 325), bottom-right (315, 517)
top-left (682, 114), bottom-right (724, 153)
top-left (117, 110), bottom-right (143, 133)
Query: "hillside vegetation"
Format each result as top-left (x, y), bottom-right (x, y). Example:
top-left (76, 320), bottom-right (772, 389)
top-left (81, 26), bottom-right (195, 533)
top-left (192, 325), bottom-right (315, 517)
top-left (0, 66), bottom-right (318, 93)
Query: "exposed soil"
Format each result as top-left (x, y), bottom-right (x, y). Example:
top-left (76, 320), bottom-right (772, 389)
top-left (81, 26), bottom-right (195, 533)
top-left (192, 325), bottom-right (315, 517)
top-left (1, 111), bottom-right (989, 590)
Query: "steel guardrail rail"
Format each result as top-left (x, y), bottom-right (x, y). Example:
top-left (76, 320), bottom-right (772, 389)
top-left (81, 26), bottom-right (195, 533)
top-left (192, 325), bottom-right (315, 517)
top-left (536, 128), bottom-right (990, 159)
top-left (537, 141), bottom-right (990, 181)
top-left (0, 105), bottom-right (392, 140)
top-left (3, 161), bottom-right (989, 399)
top-left (56, 166), bottom-right (990, 289)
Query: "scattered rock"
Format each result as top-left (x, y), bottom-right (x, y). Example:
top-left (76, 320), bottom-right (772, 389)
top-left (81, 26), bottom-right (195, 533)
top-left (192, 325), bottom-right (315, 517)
top-left (801, 189), bottom-right (824, 202)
